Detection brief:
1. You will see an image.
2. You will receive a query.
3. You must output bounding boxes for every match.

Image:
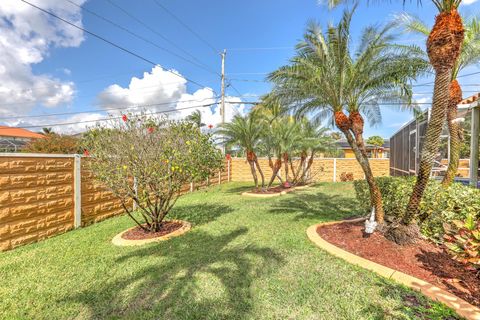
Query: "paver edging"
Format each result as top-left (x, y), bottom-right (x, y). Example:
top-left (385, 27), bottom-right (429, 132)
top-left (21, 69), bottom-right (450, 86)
top-left (306, 220), bottom-right (480, 320)
top-left (241, 184), bottom-right (311, 198)
top-left (112, 220), bottom-right (191, 246)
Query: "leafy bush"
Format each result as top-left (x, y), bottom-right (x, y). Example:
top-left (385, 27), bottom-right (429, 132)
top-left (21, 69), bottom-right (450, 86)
top-left (444, 214), bottom-right (480, 270)
top-left (23, 133), bottom-right (81, 154)
top-left (354, 177), bottom-right (480, 242)
top-left (83, 113), bottom-right (224, 232)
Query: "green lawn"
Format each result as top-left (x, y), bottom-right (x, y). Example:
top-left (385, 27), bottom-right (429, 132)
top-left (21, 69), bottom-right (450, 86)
top-left (0, 182), bottom-right (461, 320)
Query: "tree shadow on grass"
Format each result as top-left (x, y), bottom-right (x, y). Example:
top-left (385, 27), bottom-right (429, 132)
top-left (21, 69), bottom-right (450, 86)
top-left (62, 228), bottom-right (283, 319)
top-left (224, 184), bottom-right (255, 194)
top-left (372, 278), bottom-right (462, 319)
top-left (268, 192), bottom-right (363, 222)
top-left (168, 203), bottom-right (234, 226)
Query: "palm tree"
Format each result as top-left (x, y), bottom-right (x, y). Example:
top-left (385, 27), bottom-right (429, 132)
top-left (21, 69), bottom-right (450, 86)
top-left (398, 13), bottom-right (480, 187)
top-left (217, 113), bottom-right (266, 189)
top-left (42, 127), bottom-right (53, 135)
top-left (186, 110), bottom-right (205, 128)
top-left (269, 7), bottom-right (425, 224)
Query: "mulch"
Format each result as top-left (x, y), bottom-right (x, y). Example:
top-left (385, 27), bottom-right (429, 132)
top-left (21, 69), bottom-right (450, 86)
top-left (317, 221), bottom-right (480, 307)
top-left (121, 221), bottom-right (183, 240)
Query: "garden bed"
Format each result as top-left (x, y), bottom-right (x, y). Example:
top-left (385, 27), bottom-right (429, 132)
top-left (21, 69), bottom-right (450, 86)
top-left (242, 184), bottom-right (310, 197)
top-left (317, 221), bottom-right (480, 308)
top-left (112, 220), bottom-right (191, 246)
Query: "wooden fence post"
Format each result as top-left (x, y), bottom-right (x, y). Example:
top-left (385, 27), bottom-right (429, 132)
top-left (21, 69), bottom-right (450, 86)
top-left (190, 182), bottom-right (194, 192)
top-left (73, 155), bottom-right (82, 229)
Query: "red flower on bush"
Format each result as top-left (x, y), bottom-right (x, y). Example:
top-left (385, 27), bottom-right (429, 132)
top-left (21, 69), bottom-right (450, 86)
top-left (83, 149), bottom-right (90, 156)
top-left (225, 154), bottom-right (231, 160)
top-left (147, 127), bottom-right (154, 134)
top-left (208, 124), bottom-right (213, 129)
top-left (122, 114), bottom-right (128, 122)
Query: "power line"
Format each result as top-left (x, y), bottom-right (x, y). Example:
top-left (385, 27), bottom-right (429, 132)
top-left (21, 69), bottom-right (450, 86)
top-left (0, 96), bottom-right (220, 120)
top-left (20, 0), bottom-right (214, 92)
top-left (64, 0), bottom-right (218, 76)
top-left (151, 0), bottom-right (218, 55)
top-left (226, 47), bottom-right (294, 51)
top-left (104, 0), bottom-right (219, 76)
top-left (2, 100), bottom-right (256, 130)
top-left (0, 80), bottom-right (200, 108)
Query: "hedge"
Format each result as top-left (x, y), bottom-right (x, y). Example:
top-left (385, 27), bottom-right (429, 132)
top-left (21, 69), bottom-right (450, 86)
top-left (353, 177), bottom-right (480, 242)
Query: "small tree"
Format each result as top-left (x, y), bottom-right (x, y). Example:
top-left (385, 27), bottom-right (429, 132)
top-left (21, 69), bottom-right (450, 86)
top-left (366, 136), bottom-right (385, 158)
top-left (24, 133), bottom-right (81, 154)
top-left (83, 113), bottom-right (223, 232)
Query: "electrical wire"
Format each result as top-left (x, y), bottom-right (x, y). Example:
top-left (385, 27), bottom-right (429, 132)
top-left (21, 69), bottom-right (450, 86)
top-left (151, 0), bottom-right (218, 55)
top-left (0, 96), bottom-right (220, 120)
top-left (19, 0), bottom-right (215, 92)
top-left (0, 101), bottom-right (256, 130)
top-left (104, 0), bottom-right (219, 76)
top-left (64, 0), bottom-right (218, 76)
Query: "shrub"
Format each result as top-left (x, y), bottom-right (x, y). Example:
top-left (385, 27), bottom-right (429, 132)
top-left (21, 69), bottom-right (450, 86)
top-left (23, 133), bottom-right (81, 154)
top-left (444, 214), bottom-right (480, 271)
top-left (82, 113), bottom-right (224, 232)
top-left (354, 177), bottom-right (480, 242)
top-left (340, 172), bottom-right (354, 182)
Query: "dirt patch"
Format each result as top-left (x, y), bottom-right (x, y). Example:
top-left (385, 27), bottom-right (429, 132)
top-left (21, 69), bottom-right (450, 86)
top-left (317, 221), bottom-right (480, 307)
top-left (121, 221), bottom-right (184, 240)
top-left (249, 184), bottom-right (309, 194)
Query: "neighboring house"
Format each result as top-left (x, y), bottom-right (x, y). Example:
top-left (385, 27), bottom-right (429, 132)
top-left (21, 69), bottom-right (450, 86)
top-left (336, 138), bottom-right (390, 159)
top-left (0, 126), bottom-right (45, 152)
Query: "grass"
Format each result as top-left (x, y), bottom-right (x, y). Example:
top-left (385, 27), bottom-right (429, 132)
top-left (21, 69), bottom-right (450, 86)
top-left (0, 182), bottom-right (461, 320)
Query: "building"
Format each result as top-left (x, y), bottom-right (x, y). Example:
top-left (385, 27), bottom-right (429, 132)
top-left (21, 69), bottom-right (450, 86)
top-left (0, 126), bottom-right (45, 152)
top-left (336, 138), bottom-right (390, 159)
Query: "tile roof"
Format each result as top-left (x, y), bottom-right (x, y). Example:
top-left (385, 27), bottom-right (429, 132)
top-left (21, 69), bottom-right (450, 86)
top-left (459, 93), bottom-right (480, 105)
top-left (0, 126), bottom-right (45, 139)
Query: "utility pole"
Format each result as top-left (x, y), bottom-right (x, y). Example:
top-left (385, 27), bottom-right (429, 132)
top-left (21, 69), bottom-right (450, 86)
top-left (220, 49), bottom-right (226, 154)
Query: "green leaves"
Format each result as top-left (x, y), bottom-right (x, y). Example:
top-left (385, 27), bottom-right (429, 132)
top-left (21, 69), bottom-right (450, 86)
top-left (444, 213), bottom-right (480, 269)
top-left (82, 112), bottom-right (224, 230)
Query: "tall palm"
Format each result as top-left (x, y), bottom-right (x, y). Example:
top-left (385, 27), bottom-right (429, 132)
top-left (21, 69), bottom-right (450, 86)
top-left (399, 1), bottom-right (465, 227)
top-left (186, 110), bottom-right (205, 128)
top-left (269, 7), bottom-right (425, 223)
top-left (398, 13), bottom-right (480, 187)
top-left (217, 113), bottom-right (265, 189)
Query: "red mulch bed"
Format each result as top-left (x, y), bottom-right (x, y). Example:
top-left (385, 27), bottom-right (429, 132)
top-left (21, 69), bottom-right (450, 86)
top-left (121, 221), bottom-right (183, 240)
top-left (318, 221), bottom-right (480, 307)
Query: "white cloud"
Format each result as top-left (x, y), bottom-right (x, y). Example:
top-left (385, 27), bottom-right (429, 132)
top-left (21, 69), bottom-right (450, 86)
top-left (462, 0), bottom-right (478, 5)
top-left (0, 0), bottom-right (85, 116)
top-left (97, 65), bottom-right (247, 128)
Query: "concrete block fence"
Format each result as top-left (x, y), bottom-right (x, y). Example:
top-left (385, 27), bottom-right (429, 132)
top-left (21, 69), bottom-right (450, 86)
top-left (0, 154), bottom-right (388, 252)
top-left (230, 157), bottom-right (389, 182)
top-left (0, 153), bottom-right (230, 252)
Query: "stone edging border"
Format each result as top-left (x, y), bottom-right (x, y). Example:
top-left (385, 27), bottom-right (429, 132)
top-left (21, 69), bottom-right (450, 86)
top-left (241, 185), bottom-right (310, 198)
top-left (112, 220), bottom-right (192, 247)
top-left (306, 219), bottom-right (480, 320)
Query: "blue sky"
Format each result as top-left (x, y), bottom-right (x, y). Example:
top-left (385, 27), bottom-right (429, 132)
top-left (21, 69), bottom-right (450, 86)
top-left (1, 0), bottom-right (480, 137)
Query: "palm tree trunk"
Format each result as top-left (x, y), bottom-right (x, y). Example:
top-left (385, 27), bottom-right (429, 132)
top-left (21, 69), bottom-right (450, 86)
top-left (268, 158), bottom-right (282, 187)
top-left (442, 80), bottom-right (463, 187)
top-left (253, 155), bottom-right (265, 189)
top-left (283, 153), bottom-right (289, 182)
top-left (247, 150), bottom-right (259, 189)
top-left (342, 129), bottom-right (384, 223)
top-left (403, 69), bottom-right (451, 224)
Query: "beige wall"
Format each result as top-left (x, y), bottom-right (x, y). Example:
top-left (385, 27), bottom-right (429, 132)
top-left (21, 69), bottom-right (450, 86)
top-left (1, 155), bottom-right (230, 252)
top-left (230, 157), bottom-right (390, 182)
top-left (0, 156), bottom-right (75, 251)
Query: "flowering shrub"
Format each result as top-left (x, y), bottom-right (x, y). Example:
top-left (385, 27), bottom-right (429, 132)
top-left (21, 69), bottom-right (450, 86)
top-left (82, 113), bottom-right (223, 232)
top-left (354, 177), bottom-right (480, 242)
top-left (444, 214), bottom-right (480, 271)
top-left (24, 133), bottom-right (81, 154)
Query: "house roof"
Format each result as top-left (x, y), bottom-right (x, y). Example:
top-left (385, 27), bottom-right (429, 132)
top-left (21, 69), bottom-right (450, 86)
top-left (459, 93), bottom-right (480, 106)
top-left (0, 126), bottom-right (45, 139)
top-left (336, 138), bottom-right (389, 150)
